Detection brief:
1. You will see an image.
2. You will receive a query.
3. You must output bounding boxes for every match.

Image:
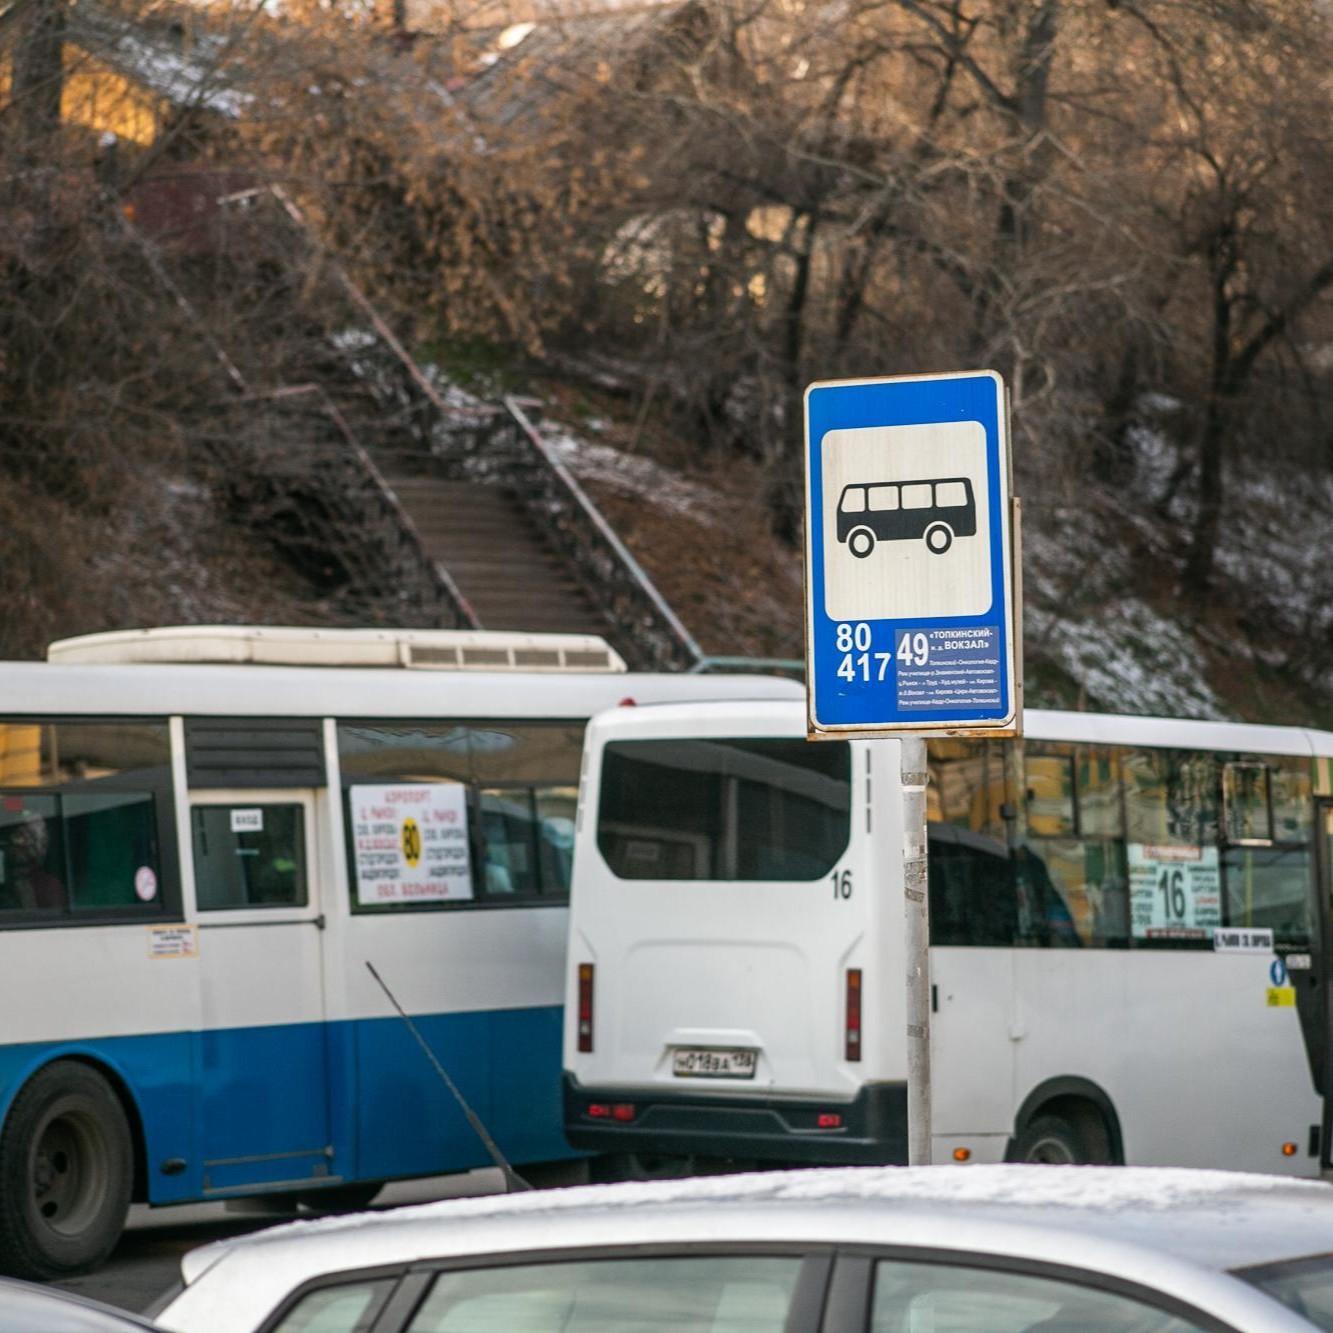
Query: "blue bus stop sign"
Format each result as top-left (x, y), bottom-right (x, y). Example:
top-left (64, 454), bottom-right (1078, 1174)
top-left (804, 371), bottom-right (1018, 736)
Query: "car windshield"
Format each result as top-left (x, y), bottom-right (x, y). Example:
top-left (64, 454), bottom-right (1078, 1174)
top-left (1237, 1252), bottom-right (1333, 1329)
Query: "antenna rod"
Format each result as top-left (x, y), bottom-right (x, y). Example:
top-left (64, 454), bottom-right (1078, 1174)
top-left (365, 961), bottom-right (532, 1192)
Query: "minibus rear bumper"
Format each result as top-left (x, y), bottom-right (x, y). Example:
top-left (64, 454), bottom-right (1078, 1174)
top-left (562, 1074), bottom-right (907, 1165)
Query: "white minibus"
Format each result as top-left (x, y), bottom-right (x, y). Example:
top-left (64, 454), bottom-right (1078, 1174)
top-left (563, 698), bottom-right (1333, 1177)
top-left (0, 626), bottom-right (800, 1278)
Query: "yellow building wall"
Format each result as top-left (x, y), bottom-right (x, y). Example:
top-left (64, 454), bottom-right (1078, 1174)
top-left (63, 56), bottom-right (164, 145)
top-left (0, 725), bottom-right (43, 786)
top-left (0, 50), bottom-right (165, 145)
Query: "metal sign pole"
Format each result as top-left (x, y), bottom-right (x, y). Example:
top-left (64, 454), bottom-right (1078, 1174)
top-left (900, 736), bottom-right (931, 1164)
top-left (802, 369), bottom-right (1020, 1173)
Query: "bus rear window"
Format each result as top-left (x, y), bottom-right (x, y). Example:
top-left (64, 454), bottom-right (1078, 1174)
top-left (597, 738), bottom-right (851, 882)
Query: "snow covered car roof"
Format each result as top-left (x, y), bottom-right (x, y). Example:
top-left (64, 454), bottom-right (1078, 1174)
top-left (156, 1166), bottom-right (1333, 1332)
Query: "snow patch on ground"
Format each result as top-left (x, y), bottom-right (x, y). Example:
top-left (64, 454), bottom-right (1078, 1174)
top-left (544, 425), bottom-right (725, 526)
top-left (421, 364), bottom-right (495, 417)
top-left (1214, 465), bottom-right (1333, 641)
top-left (1127, 423), bottom-right (1180, 504)
top-left (1034, 597), bottom-right (1225, 719)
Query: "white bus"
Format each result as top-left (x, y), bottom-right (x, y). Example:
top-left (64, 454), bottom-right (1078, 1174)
top-left (563, 698), bottom-right (1333, 1178)
top-left (0, 626), bottom-right (800, 1279)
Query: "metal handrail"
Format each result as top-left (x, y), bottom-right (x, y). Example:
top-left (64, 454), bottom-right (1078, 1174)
top-left (352, 444), bottom-right (481, 630)
top-left (238, 384), bottom-right (480, 630)
top-left (501, 397), bottom-right (704, 671)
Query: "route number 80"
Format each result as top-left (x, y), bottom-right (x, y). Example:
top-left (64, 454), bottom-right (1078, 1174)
top-left (835, 623), bottom-right (872, 652)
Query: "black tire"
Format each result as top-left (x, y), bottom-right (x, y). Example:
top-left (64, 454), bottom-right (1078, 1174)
top-left (1012, 1114), bottom-right (1092, 1165)
top-left (924, 522), bottom-right (954, 554)
top-left (515, 1159), bottom-right (590, 1190)
top-left (589, 1152), bottom-right (694, 1183)
top-left (0, 1062), bottom-right (133, 1279)
top-left (847, 527), bottom-right (876, 559)
top-left (298, 1181), bottom-right (383, 1212)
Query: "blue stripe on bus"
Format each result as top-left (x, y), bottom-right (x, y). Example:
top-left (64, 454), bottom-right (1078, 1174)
top-left (0, 1006), bottom-right (574, 1204)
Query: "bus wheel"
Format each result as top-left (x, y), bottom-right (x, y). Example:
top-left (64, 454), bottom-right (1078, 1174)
top-left (1013, 1114), bottom-right (1089, 1165)
top-left (847, 527), bottom-right (876, 559)
top-left (924, 523), bottom-right (954, 555)
top-left (0, 1062), bottom-right (133, 1279)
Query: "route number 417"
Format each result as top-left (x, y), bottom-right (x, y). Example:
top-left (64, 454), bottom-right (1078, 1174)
top-left (835, 623), bottom-right (929, 681)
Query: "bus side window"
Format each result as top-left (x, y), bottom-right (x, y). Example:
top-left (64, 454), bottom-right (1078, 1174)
top-left (1222, 755), bottom-right (1314, 949)
top-left (934, 481), bottom-right (969, 509)
top-left (193, 805), bottom-right (307, 910)
top-left (0, 720), bottom-right (173, 922)
top-left (1020, 744), bottom-right (1125, 949)
top-left (928, 823), bottom-right (1017, 947)
top-left (535, 788), bottom-right (577, 894)
top-left (0, 796), bottom-right (66, 913)
top-left (338, 722), bottom-right (583, 906)
top-left (927, 739), bottom-right (1017, 946)
top-left (1122, 748), bottom-right (1219, 949)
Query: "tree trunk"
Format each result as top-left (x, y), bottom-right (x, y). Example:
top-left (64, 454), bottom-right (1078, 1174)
top-left (13, 0), bottom-right (65, 160)
top-left (1095, 341), bottom-right (1142, 487)
top-left (769, 211), bottom-right (819, 545)
top-left (1180, 394), bottom-right (1226, 598)
top-left (969, 0), bottom-right (1059, 359)
top-left (1181, 219), bottom-right (1237, 598)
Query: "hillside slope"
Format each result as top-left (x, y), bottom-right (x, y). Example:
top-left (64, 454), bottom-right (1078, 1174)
top-left (531, 380), bottom-right (1333, 727)
top-left (3, 361), bottom-right (1327, 732)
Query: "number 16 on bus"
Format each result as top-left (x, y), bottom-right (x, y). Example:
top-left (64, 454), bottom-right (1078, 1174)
top-left (803, 371), bottom-right (1020, 739)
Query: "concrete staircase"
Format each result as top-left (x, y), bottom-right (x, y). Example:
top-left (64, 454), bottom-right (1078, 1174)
top-left (127, 182), bottom-right (698, 662)
top-left (243, 188), bottom-right (699, 666)
top-left (379, 474), bottom-right (608, 636)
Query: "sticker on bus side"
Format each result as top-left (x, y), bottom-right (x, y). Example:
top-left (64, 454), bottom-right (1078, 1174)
top-left (349, 783), bottom-right (473, 905)
top-left (1213, 928), bottom-right (1274, 953)
top-left (1128, 844), bottom-right (1220, 940)
top-left (230, 808), bottom-right (264, 833)
top-left (148, 925), bottom-right (198, 959)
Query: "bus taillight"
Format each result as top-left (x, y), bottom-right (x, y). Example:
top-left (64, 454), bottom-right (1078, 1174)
top-left (845, 968), bottom-right (862, 1062)
top-left (578, 963), bottom-right (595, 1053)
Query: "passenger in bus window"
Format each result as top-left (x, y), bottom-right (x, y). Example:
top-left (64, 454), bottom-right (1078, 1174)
top-left (1014, 844), bottom-right (1081, 948)
top-left (538, 815), bottom-right (575, 894)
top-left (479, 836), bottom-right (515, 894)
top-left (5, 811), bottom-right (66, 912)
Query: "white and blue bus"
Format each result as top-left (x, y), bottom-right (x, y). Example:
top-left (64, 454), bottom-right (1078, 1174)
top-left (0, 626), bottom-right (800, 1278)
top-left (564, 698), bottom-right (1333, 1178)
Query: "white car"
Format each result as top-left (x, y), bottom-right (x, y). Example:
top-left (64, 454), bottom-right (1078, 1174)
top-left (0, 1277), bottom-right (166, 1332)
top-left (156, 1166), bottom-right (1333, 1332)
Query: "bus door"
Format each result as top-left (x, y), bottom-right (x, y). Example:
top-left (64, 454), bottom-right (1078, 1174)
top-left (188, 790), bottom-right (335, 1195)
top-left (577, 728), bottom-right (859, 1103)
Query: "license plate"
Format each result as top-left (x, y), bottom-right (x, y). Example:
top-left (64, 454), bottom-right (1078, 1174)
top-left (671, 1047), bottom-right (757, 1079)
